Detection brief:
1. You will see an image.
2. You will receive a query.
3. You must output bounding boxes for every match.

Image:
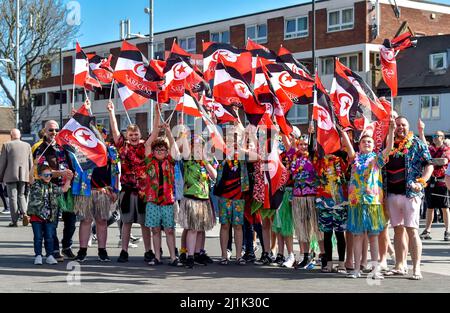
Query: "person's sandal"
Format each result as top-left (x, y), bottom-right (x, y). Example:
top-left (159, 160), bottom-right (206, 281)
top-left (218, 258), bottom-right (228, 265)
top-left (236, 257), bottom-right (246, 265)
top-left (148, 258), bottom-right (163, 266)
top-left (410, 272), bottom-right (423, 280)
top-left (168, 258), bottom-right (180, 266)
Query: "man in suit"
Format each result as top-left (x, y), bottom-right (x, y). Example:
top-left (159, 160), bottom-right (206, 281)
top-left (0, 129), bottom-right (33, 227)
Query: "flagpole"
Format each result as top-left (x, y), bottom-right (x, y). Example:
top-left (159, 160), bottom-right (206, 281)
top-left (83, 88), bottom-right (93, 116)
top-left (71, 73), bottom-right (76, 112)
top-left (109, 80), bottom-right (115, 101)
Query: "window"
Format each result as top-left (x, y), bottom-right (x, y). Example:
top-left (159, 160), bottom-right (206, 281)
top-left (95, 117), bottom-right (110, 131)
top-left (339, 55), bottom-right (358, 71)
top-left (154, 42), bottom-right (164, 60)
top-left (179, 37), bottom-right (196, 53)
top-left (328, 7), bottom-right (354, 32)
top-left (246, 24), bottom-right (267, 44)
top-left (321, 55), bottom-right (358, 75)
top-left (285, 16), bottom-right (308, 39)
top-left (429, 52), bottom-right (447, 71)
top-left (120, 115), bottom-right (136, 132)
top-left (287, 105), bottom-right (309, 124)
top-left (210, 30), bottom-right (230, 43)
top-left (51, 58), bottom-right (62, 77)
top-left (393, 97), bottom-right (402, 115)
top-left (420, 95), bottom-right (440, 119)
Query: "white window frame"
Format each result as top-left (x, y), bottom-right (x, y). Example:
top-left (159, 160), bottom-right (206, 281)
top-left (51, 58), bottom-right (62, 77)
top-left (284, 15), bottom-right (308, 40)
top-left (429, 52), bottom-right (447, 71)
top-left (338, 54), bottom-right (359, 72)
top-left (120, 114), bottom-right (136, 132)
top-left (95, 117), bottom-right (111, 130)
top-left (210, 30), bottom-right (230, 44)
top-left (327, 7), bottom-right (354, 32)
top-left (321, 57), bottom-right (334, 75)
top-left (420, 95), bottom-right (440, 120)
top-left (179, 36), bottom-right (196, 54)
top-left (246, 23), bottom-right (268, 44)
top-left (287, 105), bottom-right (309, 125)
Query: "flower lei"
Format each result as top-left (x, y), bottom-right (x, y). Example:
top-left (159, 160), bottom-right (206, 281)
top-left (390, 131), bottom-right (413, 157)
top-left (288, 151), bottom-right (309, 177)
top-left (316, 155), bottom-right (344, 185)
top-left (354, 152), bottom-right (376, 171)
top-left (196, 160), bottom-right (208, 180)
top-left (226, 153), bottom-right (239, 172)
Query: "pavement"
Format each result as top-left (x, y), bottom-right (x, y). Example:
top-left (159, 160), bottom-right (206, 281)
top-left (0, 209), bottom-right (449, 293)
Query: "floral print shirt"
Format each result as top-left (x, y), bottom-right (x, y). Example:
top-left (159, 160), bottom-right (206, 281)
top-left (349, 152), bottom-right (385, 206)
top-left (116, 135), bottom-right (147, 192)
top-left (144, 154), bottom-right (175, 205)
top-left (283, 148), bottom-right (318, 197)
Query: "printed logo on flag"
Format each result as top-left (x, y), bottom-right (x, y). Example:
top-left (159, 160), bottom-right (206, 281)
top-left (73, 127), bottom-right (97, 148)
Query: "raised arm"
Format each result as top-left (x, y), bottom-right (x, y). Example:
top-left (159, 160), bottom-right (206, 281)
top-left (205, 161), bottom-right (217, 180)
top-left (418, 119), bottom-right (427, 145)
top-left (340, 130), bottom-right (356, 160)
top-left (164, 123), bottom-right (181, 160)
top-left (382, 116), bottom-right (396, 160)
top-left (145, 103), bottom-right (162, 151)
top-left (107, 101), bottom-right (120, 145)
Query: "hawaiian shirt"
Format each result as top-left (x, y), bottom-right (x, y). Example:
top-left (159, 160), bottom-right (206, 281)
top-left (116, 135), bottom-right (147, 192)
top-left (314, 153), bottom-right (348, 204)
top-left (144, 154), bottom-right (175, 205)
top-left (349, 152), bottom-right (385, 206)
top-left (27, 180), bottom-right (63, 222)
top-left (389, 136), bottom-right (432, 198)
top-left (183, 160), bottom-right (210, 199)
top-left (284, 148), bottom-right (318, 197)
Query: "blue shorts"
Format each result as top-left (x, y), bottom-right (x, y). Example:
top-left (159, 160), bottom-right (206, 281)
top-left (218, 197), bottom-right (245, 226)
top-left (145, 202), bottom-right (175, 228)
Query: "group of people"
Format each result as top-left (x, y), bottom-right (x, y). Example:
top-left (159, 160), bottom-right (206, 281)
top-left (0, 98), bottom-right (449, 281)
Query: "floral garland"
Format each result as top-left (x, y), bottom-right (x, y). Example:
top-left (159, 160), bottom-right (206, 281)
top-left (390, 131), bottom-right (414, 157)
top-left (354, 152), bottom-right (376, 171)
top-left (315, 155), bottom-right (345, 185)
top-left (226, 153), bottom-right (239, 172)
top-left (287, 151), bottom-right (310, 177)
top-left (196, 160), bottom-right (209, 180)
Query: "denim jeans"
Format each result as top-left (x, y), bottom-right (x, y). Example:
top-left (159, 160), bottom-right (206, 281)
top-left (53, 211), bottom-right (77, 253)
top-left (243, 219), bottom-right (264, 254)
top-left (32, 221), bottom-right (55, 257)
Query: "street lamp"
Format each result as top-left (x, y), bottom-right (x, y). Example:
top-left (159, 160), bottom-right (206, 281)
top-left (144, 0), bottom-right (154, 131)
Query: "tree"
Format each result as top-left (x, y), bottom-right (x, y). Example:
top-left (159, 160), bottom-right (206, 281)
top-left (0, 0), bottom-right (79, 133)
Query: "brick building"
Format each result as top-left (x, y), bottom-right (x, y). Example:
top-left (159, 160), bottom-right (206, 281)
top-left (0, 107), bottom-right (15, 149)
top-left (31, 0), bottom-right (450, 136)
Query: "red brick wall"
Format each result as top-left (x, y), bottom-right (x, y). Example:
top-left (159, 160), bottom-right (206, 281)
top-left (371, 3), bottom-right (450, 44)
top-left (230, 24), bottom-right (245, 48)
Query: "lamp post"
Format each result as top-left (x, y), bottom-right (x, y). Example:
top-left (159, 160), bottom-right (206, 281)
top-left (15, 0), bottom-right (20, 129)
top-left (144, 0), bottom-right (154, 131)
top-left (59, 47), bottom-right (63, 127)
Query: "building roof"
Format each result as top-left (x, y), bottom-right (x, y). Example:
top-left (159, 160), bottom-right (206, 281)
top-left (379, 34), bottom-right (450, 91)
top-left (0, 107), bottom-right (14, 133)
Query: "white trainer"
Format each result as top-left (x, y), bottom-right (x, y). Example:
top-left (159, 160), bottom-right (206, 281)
top-left (46, 255), bottom-right (58, 265)
top-left (282, 253), bottom-right (296, 268)
top-left (34, 255), bottom-right (43, 265)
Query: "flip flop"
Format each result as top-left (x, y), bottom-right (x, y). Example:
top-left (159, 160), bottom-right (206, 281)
top-left (410, 273), bottom-right (423, 280)
top-left (384, 268), bottom-right (407, 276)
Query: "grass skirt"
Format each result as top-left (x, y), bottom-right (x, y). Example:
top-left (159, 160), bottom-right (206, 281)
top-left (272, 188), bottom-right (294, 236)
top-left (178, 197), bottom-right (215, 231)
top-left (347, 204), bottom-right (385, 235)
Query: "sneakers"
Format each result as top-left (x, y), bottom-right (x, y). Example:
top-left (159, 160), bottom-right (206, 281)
top-left (53, 252), bottom-right (64, 262)
top-left (22, 214), bottom-right (30, 226)
top-left (420, 230), bottom-right (432, 240)
top-left (194, 253), bottom-right (208, 266)
top-left (282, 253), bottom-right (296, 268)
top-left (242, 252), bottom-right (256, 263)
top-left (179, 252), bottom-right (187, 265)
top-left (8, 222), bottom-right (18, 227)
top-left (185, 256), bottom-right (194, 269)
top-left (98, 249), bottom-right (111, 262)
top-left (34, 255), bottom-right (43, 265)
top-left (117, 250), bottom-right (129, 263)
top-left (62, 248), bottom-right (76, 260)
top-left (346, 270), bottom-right (361, 279)
top-left (144, 250), bottom-right (156, 263)
top-left (199, 252), bottom-right (214, 264)
top-left (255, 252), bottom-right (272, 265)
top-left (272, 253), bottom-right (285, 266)
top-left (444, 231), bottom-right (449, 241)
top-left (46, 255), bottom-right (58, 265)
top-left (1, 209), bottom-right (9, 215)
top-left (75, 251), bottom-right (87, 263)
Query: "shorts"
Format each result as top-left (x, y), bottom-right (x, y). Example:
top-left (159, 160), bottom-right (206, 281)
top-left (119, 190), bottom-right (146, 225)
top-left (218, 197), bottom-right (245, 225)
top-left (145, 202), bottom-right (175, 228)
top-left (425, 185), bottom-right (450, 209)
top-left (387, 194), bottom-right (421, 229)
top-left (316, 197), bottom-right (348, 233)
top-left (74, 189), bottom-right (115, 221)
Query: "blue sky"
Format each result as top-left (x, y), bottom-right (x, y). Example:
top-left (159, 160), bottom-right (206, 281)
top-left (69, 0), bottom-right (450, 47)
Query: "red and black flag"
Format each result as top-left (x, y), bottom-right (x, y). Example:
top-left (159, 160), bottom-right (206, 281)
top-left (175, 91), bottom-right (202, 118)
top-left (74, 42), bottom-right (101, 90)
top-left (116, 82), bottom-right (148, 111)
top-left (313, 75), bottom-right (341, 156)
top-left (201, 94), bottom-right (238, 124)
top-left (203, 42), bottom-right (252, 83)
top-left (380, 31), bottom-right (417, 97)
top-left (246, 38), bottom-right (277, 65)
top-left (55, 105), bottom-right (107, 170)
top-left (87, 54), bottom-right (114, 84)
top-left (277, 46), bottom-right (312, 79)
top-left (331, 57), bottom-right (389, 136)
top-left (169, 40), bottom-right (192, 63)
top-left (113, 41), bottom-right (162, 99)
top-left (213, 56), bottom-right (264, 126)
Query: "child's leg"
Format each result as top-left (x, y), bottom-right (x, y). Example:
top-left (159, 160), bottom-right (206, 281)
top-left (43, 222), bottom-right (55, 257)
top-left (31, 221), bottom-right (43, 256)
top-left (353, 234), bottom-right (364, 274)
top-left (165, 227), bottom-right (177, 261)
top-left (323, 231), bottom-right (333, 269)
top-left (369, 234), bottom-right (380, 271)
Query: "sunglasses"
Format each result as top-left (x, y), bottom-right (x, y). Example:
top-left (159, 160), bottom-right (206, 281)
top-left (432, 135), bottom-right (443, 139)
top-left (40, 173), bottom-right (52, 178)
top-left (47, 128), bottom-right (59, 133)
